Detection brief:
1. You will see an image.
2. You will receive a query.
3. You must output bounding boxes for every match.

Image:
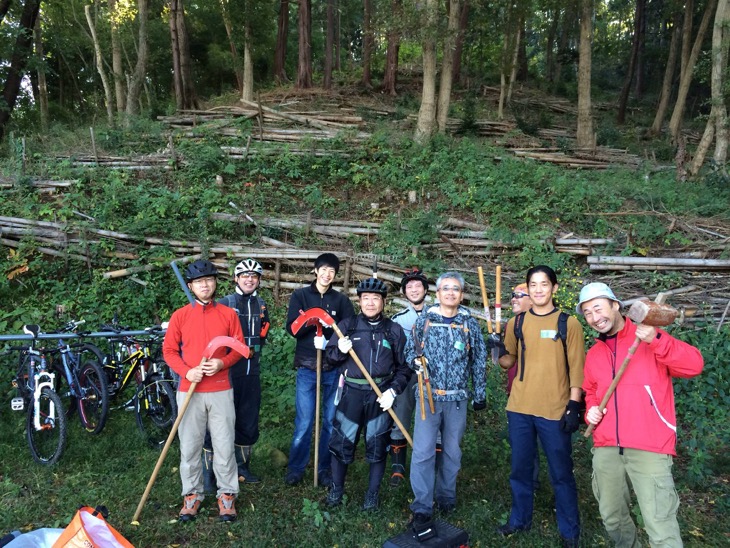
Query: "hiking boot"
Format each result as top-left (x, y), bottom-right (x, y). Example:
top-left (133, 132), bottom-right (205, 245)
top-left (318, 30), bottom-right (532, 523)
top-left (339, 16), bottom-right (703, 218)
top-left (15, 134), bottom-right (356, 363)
top-left (408, 513), bottom-right (436, 542)
top-left (235, 445), bottom-right (261, 484)
top-left (362, 490), bottom-right (379, 511)
top-left (389, 443), bottom-right (407, 488)
top-left (178, 493), bottom-right (201, 522)
top-left (318, 469), bottom-right (332, 489)
top-left (202, 448), bottom-right (217, 494)
top-left (217, 493), bottom-right (237, 522)
top-left (325, 485), bottom-right (344, 507)
top-left (284, 470), bottom-right (303, 486)
top-left (496, 523), bottom-right (531, 536)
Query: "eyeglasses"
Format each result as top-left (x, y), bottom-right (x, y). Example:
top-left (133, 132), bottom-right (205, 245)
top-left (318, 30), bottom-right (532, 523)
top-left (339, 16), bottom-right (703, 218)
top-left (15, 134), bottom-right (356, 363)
top-left (438, 285), bottom-right (462, 293)
top-left (512, 292), bottom-right (529, 299)
top-left (191, 277), bottom-right (216, 285)
top-left (237, 273), bottom-right (258, 279)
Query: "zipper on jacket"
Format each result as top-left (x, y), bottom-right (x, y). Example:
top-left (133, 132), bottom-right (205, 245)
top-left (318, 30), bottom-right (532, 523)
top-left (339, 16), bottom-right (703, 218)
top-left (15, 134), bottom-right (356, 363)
top-left (610, 341), bottom-right (620, 448)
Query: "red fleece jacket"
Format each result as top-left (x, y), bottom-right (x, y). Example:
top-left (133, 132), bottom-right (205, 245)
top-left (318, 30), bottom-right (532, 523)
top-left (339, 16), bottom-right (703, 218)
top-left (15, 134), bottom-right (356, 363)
top-left (163, 301), bottom-right (244, 393)
top-left (582, 319), bottom-right (703, 455)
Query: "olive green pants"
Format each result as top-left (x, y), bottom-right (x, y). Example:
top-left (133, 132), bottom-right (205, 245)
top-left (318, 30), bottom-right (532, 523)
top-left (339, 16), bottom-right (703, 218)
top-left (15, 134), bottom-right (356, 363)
top-left (592, 447), bottom-right (682, 548)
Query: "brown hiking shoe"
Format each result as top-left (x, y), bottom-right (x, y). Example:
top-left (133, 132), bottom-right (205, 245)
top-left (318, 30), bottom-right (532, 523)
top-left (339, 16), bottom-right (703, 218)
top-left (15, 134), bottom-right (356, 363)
top-left (178, 493), bottom-right (201, 522)
top-left (218, 493), bottom-right (237, 522)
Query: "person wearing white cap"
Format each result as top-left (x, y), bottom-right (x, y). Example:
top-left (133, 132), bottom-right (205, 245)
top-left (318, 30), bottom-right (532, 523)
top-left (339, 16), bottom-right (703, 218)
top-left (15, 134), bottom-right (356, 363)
top-left (578, 282), bottom-right (704, 548)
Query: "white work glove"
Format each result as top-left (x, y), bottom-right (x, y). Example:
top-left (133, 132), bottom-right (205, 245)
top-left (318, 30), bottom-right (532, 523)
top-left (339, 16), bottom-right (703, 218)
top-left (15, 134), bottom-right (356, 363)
top-left (412, 357), bottom-right (424, 375)
top-left (337, 336), bottom-right (353, 354)
top-left (586, 405), bottom-right (606, 426)
top-left (377, 388), bottom-right (396, 411)
top-left (313, 335), bottom-right (328, 350)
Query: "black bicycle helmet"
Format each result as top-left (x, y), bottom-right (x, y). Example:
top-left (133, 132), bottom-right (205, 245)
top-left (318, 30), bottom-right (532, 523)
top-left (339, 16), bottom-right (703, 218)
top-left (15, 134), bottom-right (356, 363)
top-left (400, 268), bottom-right (429, 293)
top-left (185, 259), bottom-right (219, 282)
top-left (356, 277), bottom-right (388, 297)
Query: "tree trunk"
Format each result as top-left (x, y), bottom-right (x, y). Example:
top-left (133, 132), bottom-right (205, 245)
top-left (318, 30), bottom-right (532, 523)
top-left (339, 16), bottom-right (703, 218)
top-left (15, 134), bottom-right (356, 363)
top-left (220, 0), bottom-right (243, 92)
top-left (362, 0), bottom-right (373, 88)
top-left (617, 0), bottom-right (644, 124)
top-left (414, 0), bottom-right (438, 143)
top-left (689, 0), bottom-right (729, 175)
top-left (176, 0), bottom-right (197, 109)
top-left (451, 0), bottom-right (469, 85)
top-left (498, 6), bottom-right (521, 119)
top-left (324, 0), bottom-right (334, 89)
top-left (335, 0), bottom-right (341, 71)
top-left (84, 4), bottom-right (115, 125)
top-left (382, 0), bottom-right (401, 96)
top-left (506, 21), bottom-right (522, 104)
top-left (633, 0), bottom-right (647, 99)
top-left (33, 14), bottom-right (49, 132)
top-left (242, 19), bottom-right (254, 101)
top-left (125, 0), bottom-right (148, 123)
top-left (274, 0), bottom-right (289, 83)
top-left (296, 0), bottom-right (312, 88)
top-left (576, 0), bottom-right (594, 147)
top-left (650, 12), bottom-right (681, 136)
top-left (437, 0), bottom-right (461, 132)
top-left (545, 4), bottom-right (560, 83)
top-left (108, 0), bottom-right (126, 113)
top-left (169, 0), bottom-right (183, 109)
top-left (669, 0), bottom-right (717, 141)
top-left (681, 0), bottom-right (694, 76)
top-left (0, 0), bottom-right (12, 23)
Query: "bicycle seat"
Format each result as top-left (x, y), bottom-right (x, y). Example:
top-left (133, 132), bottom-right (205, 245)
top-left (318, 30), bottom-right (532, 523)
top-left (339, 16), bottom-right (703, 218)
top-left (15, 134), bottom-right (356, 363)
top-left (23, 325), bottom-right (41, 338)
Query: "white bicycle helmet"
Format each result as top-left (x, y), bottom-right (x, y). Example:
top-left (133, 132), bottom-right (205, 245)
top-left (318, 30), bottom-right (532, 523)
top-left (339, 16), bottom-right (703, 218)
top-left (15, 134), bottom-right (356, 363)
top-left (234, 258), bottom-right (264, 277)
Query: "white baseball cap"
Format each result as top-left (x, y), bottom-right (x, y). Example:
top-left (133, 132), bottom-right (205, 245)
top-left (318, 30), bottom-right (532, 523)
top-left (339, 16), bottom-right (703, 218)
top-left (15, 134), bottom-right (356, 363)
top-left (576, 282), bottom-right (622, 314)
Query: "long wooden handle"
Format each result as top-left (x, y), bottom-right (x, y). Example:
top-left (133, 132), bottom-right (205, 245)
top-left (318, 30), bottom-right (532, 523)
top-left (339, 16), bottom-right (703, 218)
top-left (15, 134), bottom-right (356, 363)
top-left (495, 265), bottom-right (502, 334)
top-left (331, 324), bottom-right (413, 447)
top-left (422, 362), bottom-right (435, 414)
top-left (418, 373), bottom-right (425, 420)
top-left (314, 348), bottom-right (322, 487)
top-left (477, 266), bottom-right (493, 334)
top-left (132, 380), bottom-right (198, 523)
top-left (584, 336), bottom-right (641, 438)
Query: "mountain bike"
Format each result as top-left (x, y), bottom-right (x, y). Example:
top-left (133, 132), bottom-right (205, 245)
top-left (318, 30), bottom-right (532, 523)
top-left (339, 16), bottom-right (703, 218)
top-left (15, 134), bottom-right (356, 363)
top-left (97, 322), bottom-right (177, 447)
top-left (47, 320), bottom-right (110, 435)
top-left (5, 325), bottom-right (68, 465)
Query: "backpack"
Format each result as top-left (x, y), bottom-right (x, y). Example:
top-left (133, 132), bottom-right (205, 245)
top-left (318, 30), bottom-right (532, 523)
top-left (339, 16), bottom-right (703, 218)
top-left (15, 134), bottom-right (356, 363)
top-left (513, 310), bottom-right (585, 411)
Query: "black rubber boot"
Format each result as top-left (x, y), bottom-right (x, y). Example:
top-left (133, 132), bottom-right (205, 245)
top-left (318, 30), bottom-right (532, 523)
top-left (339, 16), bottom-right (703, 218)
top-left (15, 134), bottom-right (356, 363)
top-left (235, 444), bottom-right (261, 484)
top-left (389, 443), bottom-right (407, 488)
top-left (202, 448), bottom-right (217, 494)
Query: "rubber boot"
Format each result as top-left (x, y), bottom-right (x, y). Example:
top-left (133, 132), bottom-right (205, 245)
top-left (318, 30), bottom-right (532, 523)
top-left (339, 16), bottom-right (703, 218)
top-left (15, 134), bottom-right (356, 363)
top-left (235, 444), bottom-right (261, 484)
top-left (202, 448), bottom-right (217, 494)
top-left (389, 443), bottom-right (408, 488)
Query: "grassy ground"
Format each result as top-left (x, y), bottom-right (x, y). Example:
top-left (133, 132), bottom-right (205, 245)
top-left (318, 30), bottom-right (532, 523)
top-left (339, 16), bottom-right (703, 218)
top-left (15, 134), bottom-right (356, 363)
top-left (0, 371), bottom-right (727, 548)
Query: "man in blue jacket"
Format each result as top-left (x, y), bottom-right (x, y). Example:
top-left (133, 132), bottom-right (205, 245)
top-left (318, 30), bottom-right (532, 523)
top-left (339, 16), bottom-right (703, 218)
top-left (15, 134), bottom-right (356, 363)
top-left (406, 271), bottom-right (487, 528)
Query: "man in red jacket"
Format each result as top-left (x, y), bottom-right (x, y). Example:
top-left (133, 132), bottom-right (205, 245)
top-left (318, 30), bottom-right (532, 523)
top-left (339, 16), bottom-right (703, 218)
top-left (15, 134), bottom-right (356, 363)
top-left (163, 259), bottom-right (245, 523)
top-left (578, 282), bottom-right (703, 547)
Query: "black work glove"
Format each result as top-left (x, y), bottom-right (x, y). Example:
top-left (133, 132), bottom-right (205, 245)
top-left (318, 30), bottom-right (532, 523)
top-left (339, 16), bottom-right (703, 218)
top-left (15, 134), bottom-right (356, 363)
top-left (472, 401), bottom-right (486, 412)
top-left (559, 400), bottom-right (582, 434)
top-left (487, 337), bottom-right (509, 358)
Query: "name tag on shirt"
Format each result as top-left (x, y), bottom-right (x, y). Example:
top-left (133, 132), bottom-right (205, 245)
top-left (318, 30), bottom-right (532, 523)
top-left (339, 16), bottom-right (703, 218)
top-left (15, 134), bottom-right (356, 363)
top-left (382, 339), bottom-right (391, 349)
top-left (541, 329), bottom-right (557, 339)
top-left (454, 341), bottom-right (465, 351)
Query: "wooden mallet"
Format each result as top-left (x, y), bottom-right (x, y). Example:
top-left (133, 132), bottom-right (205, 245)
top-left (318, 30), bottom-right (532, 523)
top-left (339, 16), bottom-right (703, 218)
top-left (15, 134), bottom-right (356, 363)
top-left (584, 297), bottom-right (678, 437)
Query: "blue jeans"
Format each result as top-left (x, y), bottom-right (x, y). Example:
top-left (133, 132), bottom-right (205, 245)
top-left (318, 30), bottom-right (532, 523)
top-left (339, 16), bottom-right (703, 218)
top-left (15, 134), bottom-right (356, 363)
top-left (287, 367), bottom-right (338, 477)
top-left (507, 411), bottom-right (580, 540)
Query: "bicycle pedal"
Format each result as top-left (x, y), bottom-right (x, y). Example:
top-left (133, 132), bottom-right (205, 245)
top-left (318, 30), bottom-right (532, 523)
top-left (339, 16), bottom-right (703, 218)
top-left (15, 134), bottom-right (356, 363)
top-left (11, 397), bottom-right (24, 411)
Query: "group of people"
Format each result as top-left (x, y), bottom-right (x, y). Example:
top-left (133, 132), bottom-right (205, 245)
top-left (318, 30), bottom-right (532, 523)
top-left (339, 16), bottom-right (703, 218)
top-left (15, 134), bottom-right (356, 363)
top-left (161, 255), bottom-right (704, 548)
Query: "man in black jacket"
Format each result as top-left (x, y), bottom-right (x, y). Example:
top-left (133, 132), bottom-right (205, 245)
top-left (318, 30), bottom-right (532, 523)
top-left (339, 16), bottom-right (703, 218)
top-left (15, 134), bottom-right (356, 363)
top-left (284, 253), bottom-right (355, 486)
top-left (323, 277), bottom-right (411, 511)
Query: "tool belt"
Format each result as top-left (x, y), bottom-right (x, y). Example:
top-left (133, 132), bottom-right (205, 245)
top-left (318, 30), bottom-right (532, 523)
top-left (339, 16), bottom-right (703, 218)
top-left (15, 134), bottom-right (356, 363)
top-left (345, 373), bottom-right (392, 390)
top-left (433, 389), bottom-right (462, 396)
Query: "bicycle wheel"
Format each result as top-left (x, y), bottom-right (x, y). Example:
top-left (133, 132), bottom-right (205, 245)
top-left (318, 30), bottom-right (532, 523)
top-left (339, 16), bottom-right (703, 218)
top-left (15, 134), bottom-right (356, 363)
top-left (26, 387), bottom-right (68, 465)
top-left (76, 360), bottom-right (110, 435)
top-left (135, 375), bottom-right (177, 447)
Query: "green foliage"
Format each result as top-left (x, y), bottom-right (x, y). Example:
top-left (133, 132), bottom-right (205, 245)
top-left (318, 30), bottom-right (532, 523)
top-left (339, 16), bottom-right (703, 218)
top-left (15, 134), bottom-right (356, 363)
top-left (300, 498), bottom-right (332, 528)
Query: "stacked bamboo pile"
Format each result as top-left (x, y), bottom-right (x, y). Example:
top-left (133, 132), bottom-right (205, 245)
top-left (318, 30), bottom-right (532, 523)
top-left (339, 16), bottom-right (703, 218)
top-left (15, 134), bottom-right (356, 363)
top-left (0, 179), bottom-right (77, 192)
top-left (2, 214), bottom-right (729, 326)
top-left (511, 147), bottom-right (643, 169)
top-left (158, 101), bottom-right (371, 158)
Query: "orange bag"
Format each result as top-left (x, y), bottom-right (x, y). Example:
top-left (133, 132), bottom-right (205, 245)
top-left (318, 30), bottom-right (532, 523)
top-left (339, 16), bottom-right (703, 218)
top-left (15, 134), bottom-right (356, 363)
top-left (52, 506), bottom-right (134, 548)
